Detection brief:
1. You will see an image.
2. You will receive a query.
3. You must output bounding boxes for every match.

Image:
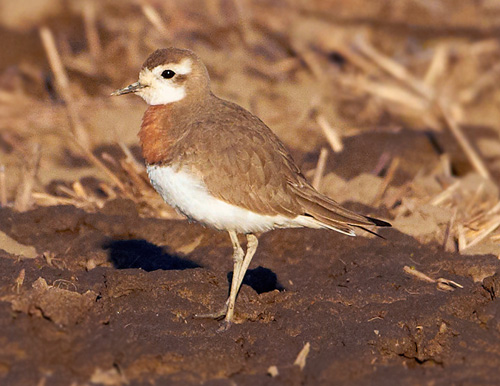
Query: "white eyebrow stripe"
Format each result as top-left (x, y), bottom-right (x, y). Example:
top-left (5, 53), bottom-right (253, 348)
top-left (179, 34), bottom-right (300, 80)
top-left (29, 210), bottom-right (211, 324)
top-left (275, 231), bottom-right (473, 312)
top-left (166, 58), bottom-right (192, 75)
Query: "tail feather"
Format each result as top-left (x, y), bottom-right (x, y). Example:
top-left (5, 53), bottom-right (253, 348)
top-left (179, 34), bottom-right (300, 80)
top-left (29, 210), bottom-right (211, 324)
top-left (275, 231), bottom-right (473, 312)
top-left (300, 213), bottom-right (357, 236)
top-left (292, 184), bottom-right (391, 233)
top-left (364, 216), bottom-right (391, 228)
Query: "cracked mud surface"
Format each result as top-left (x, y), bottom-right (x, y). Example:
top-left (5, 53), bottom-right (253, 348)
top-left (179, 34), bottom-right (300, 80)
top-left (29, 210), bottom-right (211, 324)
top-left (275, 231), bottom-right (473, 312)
top-left (1, 202), bottom-right (500, 385)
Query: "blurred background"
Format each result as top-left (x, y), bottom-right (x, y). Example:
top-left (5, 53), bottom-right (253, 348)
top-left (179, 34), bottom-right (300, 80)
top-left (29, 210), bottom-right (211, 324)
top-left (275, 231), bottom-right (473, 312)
top-left (1, 0), bottom-right (500, 255)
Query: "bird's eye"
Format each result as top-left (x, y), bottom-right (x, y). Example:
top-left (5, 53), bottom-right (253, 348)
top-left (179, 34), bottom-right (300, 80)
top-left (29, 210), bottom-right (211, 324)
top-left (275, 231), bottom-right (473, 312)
top-left (161, 70), bottom-right (175, 79)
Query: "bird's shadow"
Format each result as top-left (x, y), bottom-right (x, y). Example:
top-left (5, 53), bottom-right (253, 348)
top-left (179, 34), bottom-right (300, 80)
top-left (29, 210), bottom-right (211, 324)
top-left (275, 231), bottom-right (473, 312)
top-left (104, 239), bottom-right (284, 294)
top-left (104, 239), bottom-right (201, 271)
top-left (228, 266), bottom-right (285, 294)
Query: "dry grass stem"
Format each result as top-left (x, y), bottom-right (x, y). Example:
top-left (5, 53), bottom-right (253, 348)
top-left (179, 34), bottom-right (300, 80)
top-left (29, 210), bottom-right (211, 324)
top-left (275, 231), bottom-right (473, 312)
top-left (372, 152), bottom-right (391, 176)
top-left (345, 37), bottom-right (492, 185)
top-left (438, 103), bottom-right (491, 180)
top-left (292, 42), bottom-right (324, 79)
top-left (436, 279), bottom-right (463, 291)
top-left (0, 165), bottom-right (6, 207)
top-left (316, 114), bottom-right (343, 152)
top-left (424, 45), bottom-right (449, 87)
top-left (333, 42), bottom-right (379, 75)
top-left (443, 209), bottom-right (457, 252)
top-left (440, 154), bottom-right (452, 178)
top-left (469, 39), bottom-right (499, 56)
top-left (101, 152), bottom-right (119, 167)
top-left (312, 147), bottom-right (329, 190)
top-left (39, 26), bottom-right (91, 150)
top-left (404, 266), bottom-right (463, 290)
top-left (56, 185), bottom-right (81, 199)
top-left (83, 1), bottom-right (102, 61)
top-left (464, 183), bottom-right (485, 215)
top-left (437, 278), bottom-right (463, 289)
top-left (293, 342), bottom-right (310, 371)
top-left (354, 36), bottom-right (434, 100)
top-left (14, 143), bottom-right (41, 212)
top-left (71, 139), bottom-right (132, 199)
top-left (373, 157), bottom-right (400, 205)
top-left (72, 181), bottom-right (88, 200)
top-left (119, 159), bottom-right (151, 193)
top-left (55, 184), bottom-right (104, 208)
top-left (457, 224), bottom-right (467, 251)
top-left (32, 192), bottom-right (80, 207)
top-left (232, 0), bottom-right (257, 46)
top-left (36, 178), bottom-right (106, 209)
top-left (463, 216), bottom-right (500, 250)
top-left (39, 27), bottom-right (69, 88)
top-left (118, 142), bottom-right (145, 174)
top-left (142, 4), bottom-right (170, 37)
top-left (486, 201), bottom-right (500, 216)
top-left (98, 183), bottom-right (117, 200)
top-left (352, 77), bottom-right (429, 111)
top-left (430, 180), bottom-right (460, 206)
top-left (459, 61), bottom-right (500, 104)
top-left (61, 55), bottom-right (97, 77)
top-left (403, 265), bottom-right (435, 283)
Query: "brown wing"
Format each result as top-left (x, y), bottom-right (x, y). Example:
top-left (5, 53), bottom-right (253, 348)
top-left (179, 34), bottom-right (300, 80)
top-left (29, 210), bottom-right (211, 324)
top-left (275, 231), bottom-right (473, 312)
top-left (178, 97), bottom-right (391, 230)
top-left (179, 98), bottom-right (304, 217)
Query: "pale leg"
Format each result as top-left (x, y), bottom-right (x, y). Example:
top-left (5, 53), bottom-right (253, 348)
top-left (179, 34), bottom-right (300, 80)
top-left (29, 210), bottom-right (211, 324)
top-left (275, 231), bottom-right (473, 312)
top-left (234, 234), bottom-right (258, 295)
top-left (194, 230), bottom-right (243, 319)
top-left (195, 232), bottom-right (259, 330)
top-left (194, 231), bottom-right (244, 319)
top-left (220, 233), bottom-right (259, 330)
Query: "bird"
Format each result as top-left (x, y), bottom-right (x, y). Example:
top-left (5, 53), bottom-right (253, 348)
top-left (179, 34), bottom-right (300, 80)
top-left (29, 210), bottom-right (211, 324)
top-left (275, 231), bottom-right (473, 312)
top-left (112, 47), bottom-right (391, 331)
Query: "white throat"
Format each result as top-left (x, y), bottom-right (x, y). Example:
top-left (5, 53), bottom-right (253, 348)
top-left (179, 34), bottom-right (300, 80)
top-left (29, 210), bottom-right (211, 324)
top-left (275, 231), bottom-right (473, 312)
top-left (138, 81), bottom-right (186, 105)
top-left (137, 68), bottom-right (185, 105)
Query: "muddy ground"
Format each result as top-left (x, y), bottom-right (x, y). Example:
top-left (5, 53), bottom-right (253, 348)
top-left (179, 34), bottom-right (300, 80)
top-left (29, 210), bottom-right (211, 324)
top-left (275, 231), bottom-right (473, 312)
top-left (0, 196), bottom-right (500, 385)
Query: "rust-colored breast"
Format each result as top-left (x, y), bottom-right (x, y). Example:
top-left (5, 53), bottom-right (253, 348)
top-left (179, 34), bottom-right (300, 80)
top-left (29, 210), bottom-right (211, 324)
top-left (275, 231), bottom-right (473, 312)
top-left (138, 105), bottom-right (173, 165)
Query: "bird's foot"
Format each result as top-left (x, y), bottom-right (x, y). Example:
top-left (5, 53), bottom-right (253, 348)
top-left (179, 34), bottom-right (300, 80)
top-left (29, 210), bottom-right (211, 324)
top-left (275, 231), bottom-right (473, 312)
top-left (193, 300), bottom-right (229, 321)
top-left (194, 300), bottom-right (235, 331)
top-left (194, 310), bottom-right (234, 332)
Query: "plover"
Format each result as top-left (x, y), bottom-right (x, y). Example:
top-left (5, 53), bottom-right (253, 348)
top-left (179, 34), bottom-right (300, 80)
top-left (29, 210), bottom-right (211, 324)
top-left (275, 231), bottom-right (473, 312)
top-left (112, 47), bottom-right (390, 330)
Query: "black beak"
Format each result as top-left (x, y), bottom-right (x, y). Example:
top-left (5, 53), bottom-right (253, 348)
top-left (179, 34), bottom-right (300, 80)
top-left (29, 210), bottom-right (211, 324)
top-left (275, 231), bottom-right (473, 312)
top-left (111, 81), bottom-right (146, 96)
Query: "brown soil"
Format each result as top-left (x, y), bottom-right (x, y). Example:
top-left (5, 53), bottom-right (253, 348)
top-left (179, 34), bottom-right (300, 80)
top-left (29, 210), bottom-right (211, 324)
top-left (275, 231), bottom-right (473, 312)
top-left (1, 200), bottom-right (500, 385)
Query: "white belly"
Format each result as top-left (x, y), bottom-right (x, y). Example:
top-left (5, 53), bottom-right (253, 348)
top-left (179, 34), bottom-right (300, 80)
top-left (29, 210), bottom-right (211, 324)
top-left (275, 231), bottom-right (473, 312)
top-left (146, 164), bottom-right (304, 233)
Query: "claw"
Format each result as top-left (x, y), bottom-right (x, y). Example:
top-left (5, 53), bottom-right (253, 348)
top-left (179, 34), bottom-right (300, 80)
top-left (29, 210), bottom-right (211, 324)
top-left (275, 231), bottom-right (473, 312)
top-left (217, 320), bottom-right (232, 332)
